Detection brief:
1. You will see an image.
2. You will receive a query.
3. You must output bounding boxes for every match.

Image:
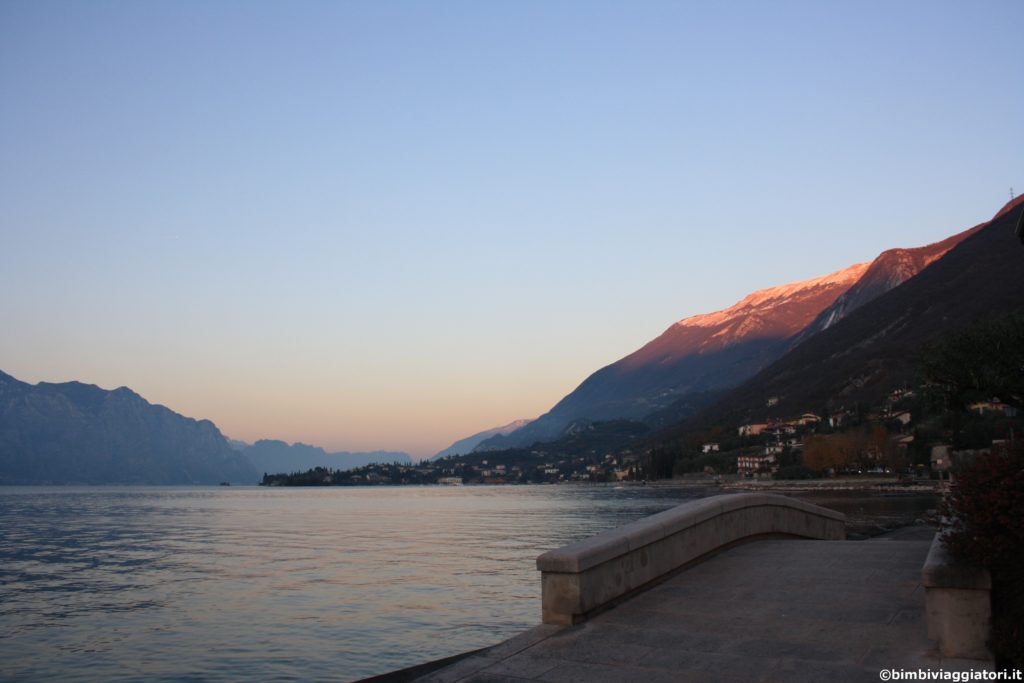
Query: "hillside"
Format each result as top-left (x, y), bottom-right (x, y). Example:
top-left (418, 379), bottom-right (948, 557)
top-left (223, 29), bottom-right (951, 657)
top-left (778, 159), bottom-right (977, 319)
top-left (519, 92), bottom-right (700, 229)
top-left (431, 418), bottom-right (533, 459)
top-left (0, 371), bottom-right (257, 484)
top-left (790, 223), bottom-right (984, 347)
top-left (479, 264), bottom-right (869, 450)
top-left (673, 195), bottom-right (1024, 433)
top-left (484, 207), bottom-right (988, 452)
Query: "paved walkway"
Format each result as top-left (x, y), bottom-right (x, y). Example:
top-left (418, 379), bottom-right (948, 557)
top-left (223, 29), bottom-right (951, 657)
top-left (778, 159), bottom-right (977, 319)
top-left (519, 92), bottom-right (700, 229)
top-left (418, 530), bottom-right (988, 683)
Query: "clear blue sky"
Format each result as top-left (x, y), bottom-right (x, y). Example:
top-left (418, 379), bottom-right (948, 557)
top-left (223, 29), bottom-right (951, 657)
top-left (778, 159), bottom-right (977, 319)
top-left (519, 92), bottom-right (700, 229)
top-left (2, 1), bottom-right (1021, 457)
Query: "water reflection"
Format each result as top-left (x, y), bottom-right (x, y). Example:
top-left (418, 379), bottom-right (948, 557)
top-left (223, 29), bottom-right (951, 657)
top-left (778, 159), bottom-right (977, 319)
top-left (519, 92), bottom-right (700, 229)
top-left (0, 485), bottom-right (707, 681)
top-left (0, 485), bottom-right (936, 681)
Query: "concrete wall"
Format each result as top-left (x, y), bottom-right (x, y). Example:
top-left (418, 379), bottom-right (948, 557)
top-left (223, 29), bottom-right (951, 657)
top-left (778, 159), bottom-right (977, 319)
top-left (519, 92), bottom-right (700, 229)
top-left (922, 533), bottom-right (992, 660)
top-left (536, 493), bottom-right (846, 625)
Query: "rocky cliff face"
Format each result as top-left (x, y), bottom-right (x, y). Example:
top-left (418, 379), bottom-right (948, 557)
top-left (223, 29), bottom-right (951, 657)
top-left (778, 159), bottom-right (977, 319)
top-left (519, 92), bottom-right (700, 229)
top-left (0, 371), bottom-right (257, 484)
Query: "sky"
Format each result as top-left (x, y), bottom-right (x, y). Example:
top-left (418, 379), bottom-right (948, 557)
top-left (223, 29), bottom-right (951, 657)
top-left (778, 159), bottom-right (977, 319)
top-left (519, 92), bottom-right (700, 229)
top-left (1, 1), bottom-right (1021, 458)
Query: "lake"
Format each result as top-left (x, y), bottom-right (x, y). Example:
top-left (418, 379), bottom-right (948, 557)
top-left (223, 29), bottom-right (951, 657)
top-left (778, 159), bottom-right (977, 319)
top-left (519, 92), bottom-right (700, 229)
top-left (0, 484), bottom-right (936, 681)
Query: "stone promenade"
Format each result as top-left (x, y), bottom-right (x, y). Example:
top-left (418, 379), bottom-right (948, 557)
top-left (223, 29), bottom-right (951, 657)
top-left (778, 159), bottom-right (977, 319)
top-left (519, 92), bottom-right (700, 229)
top-left (417, 528), bottom-right (986, 683)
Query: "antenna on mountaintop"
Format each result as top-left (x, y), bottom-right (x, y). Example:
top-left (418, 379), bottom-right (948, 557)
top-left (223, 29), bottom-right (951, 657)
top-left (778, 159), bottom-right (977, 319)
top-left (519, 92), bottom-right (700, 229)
top-left (1012, 187), bottom-right (1016, 201)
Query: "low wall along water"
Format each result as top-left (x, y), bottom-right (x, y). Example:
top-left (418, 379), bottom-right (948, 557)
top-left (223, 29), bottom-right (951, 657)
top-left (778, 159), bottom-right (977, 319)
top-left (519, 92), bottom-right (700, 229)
top-left (536, 493), bottom-right (846, 624)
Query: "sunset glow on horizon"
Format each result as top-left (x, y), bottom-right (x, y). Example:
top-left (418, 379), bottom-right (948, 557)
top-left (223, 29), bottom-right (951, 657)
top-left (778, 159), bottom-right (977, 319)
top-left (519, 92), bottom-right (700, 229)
top-left (2, 1), bottom-right (1021, 457)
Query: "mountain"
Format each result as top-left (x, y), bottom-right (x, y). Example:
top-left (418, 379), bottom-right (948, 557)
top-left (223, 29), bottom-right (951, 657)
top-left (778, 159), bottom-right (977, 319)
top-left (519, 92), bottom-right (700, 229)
top-left (242, 439), bottom-right (411, 474)
top-left (480, 263), bottom-right (869, 449)
top-left (0, 371), bottom-right (257, 485)
top-left (431, 419), bottom-right (534, 459)
top-left (674, 195), bottom-right (1024, 432)
top-left (483, 217), bottom-right (985, 451)
top-left (789, 223), bottom-right (984, 347)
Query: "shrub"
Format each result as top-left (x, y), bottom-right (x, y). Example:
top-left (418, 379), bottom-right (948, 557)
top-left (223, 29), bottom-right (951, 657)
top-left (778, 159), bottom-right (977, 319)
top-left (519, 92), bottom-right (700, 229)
top-left (942, 442), bottom-right (1024, 669)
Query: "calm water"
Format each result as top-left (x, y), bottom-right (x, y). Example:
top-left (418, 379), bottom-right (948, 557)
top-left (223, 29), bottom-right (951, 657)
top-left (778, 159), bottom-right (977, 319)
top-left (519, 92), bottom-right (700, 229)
top-left (0, 484), bottom-right (714, 682)
top-left (0, 485), bottom-right (938, 682)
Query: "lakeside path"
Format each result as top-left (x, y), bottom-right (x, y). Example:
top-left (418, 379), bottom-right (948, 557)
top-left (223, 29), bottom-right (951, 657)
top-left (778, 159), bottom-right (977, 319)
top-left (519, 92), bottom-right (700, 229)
top-left (413, 526), bottom-right (987, 683)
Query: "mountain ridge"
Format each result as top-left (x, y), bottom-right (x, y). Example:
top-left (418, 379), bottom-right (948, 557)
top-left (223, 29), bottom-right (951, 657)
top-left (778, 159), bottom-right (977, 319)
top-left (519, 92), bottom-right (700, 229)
top-left (0, 371), bottom-right (257, 485)
top-left (481, 216), bottom-right (988, 452)
top-left (667, 195), bottom-right (1024, 435)
top-left (790, 223), bottom-right (985, 347)
top-left (242, 439), bottom-right (412, 474)
top-left (432, 418), bottom-right (534, 460)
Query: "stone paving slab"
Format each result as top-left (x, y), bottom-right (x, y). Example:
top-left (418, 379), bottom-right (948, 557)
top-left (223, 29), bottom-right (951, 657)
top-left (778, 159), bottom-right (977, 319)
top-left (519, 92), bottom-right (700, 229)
top-left (417, 536), bottom-right (993, 683)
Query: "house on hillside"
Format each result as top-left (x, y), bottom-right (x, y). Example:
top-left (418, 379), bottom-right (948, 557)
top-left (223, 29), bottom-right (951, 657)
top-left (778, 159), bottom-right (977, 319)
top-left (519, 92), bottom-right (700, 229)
top-left (930, 445), bottom-right (952, 476)
top-left (702, 442), bottom-right (720, 453)
top-left (737, 453), bottom-right (778, 476)
top-left (829, 411), bottom-right (852, 429)
top-left (888, 410), bottom-right (912, 425)
top-left (968, 400), bottom-right (1018, 417)
top-left (889, 388), bottom-right (915, 402)
top-left (738, 423), bottom-right (768, 437)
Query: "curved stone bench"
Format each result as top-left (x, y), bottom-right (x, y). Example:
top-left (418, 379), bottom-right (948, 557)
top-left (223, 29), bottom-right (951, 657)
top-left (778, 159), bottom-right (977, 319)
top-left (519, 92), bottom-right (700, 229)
top-left (536, 492), bottom-right (845, 624)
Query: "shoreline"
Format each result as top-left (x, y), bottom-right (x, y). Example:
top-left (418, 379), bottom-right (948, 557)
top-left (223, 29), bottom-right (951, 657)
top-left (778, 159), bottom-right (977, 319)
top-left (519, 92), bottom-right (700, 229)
top-left (659, 476), bottom-right (941, 493)
top-left (364, 517), bottom-right (943, 682)
top-left (355, 648), bottom-right (487, 683)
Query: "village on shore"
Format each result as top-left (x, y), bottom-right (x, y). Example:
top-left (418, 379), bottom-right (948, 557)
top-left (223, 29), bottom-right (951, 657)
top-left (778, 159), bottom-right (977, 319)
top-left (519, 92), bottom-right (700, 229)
top-left (261, 385), bottom-right (1018, 488)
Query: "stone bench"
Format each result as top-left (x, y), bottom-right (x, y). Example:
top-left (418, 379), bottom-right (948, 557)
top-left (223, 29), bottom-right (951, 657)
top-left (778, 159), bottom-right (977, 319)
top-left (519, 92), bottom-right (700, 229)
top-left (922, 533), bottom-right (992, 660)
top-left (535, 492), bottom-right (845, 625)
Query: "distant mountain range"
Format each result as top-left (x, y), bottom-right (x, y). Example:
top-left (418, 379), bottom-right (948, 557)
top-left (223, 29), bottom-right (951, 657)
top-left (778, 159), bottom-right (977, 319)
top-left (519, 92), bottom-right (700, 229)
top-left (7, 196), bottom-right (1019, 483)
top-left (240, 439), bottom-right (411, 474)
top-left (0, 371), bottom-right (257, 485)
top-left (476, 208), bottom-right (990, 451)
top-left (0, 372), bottom-right (412, 484)
top-left (431, 418), bottom-right (533, 459)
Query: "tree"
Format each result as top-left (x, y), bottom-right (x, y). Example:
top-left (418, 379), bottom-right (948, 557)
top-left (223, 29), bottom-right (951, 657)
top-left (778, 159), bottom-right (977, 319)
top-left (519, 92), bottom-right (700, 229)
top-left (921, 314), bottom-right (1024, 413)
top-left (804, 431), bottom-right (870, 473)
top-left (804, 434), bottom-right (841, 472)
top-left (646, 447), bottom-right (676, 480)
